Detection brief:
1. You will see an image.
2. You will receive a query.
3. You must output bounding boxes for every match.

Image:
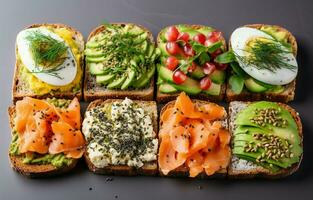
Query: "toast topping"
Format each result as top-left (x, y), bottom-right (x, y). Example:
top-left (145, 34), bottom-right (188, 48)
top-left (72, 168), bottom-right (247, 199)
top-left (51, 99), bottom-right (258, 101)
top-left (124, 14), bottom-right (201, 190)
top-left (17, 25), bottom-right (83, 95)
top-left (158, 92), bottom-right (230, 177)
top-left (233, 101), bottom-right (302, 172)
top-left (83, 98), bottom-right (158, 168)
top-left (157, 24), bottom-right (226, 96)
top-left (85, 23), bottom-right (159, 90)
top-left (9, 97), bottom-right (85, 167)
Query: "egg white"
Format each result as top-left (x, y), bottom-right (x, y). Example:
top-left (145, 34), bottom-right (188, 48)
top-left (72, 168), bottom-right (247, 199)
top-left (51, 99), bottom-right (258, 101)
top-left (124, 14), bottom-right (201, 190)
top-left (16, 27), bottom-right (77, 86)
top-left (230, 27), bottom-right (297, 85)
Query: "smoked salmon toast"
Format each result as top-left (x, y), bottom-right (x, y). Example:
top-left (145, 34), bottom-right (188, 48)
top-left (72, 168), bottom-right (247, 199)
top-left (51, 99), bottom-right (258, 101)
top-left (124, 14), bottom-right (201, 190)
top-left (158, 92), bottom-right (231, 178)
top-left (8, 97), bottom-right (85, 177)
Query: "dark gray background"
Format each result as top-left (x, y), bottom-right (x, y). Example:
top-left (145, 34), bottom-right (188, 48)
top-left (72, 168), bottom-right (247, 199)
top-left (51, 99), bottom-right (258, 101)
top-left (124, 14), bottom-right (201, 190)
top-left (1, 0), bottom-right (313, 199)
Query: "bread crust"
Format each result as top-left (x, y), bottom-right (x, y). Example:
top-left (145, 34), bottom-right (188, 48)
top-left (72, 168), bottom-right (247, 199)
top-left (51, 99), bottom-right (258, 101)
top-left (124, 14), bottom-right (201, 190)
top-left (83, 23), bottom-right (155, 102)
top-left (227, 101), bottom-right (303, 178)
top-left (158, 99), bottom-right (229, 178)
top-left (226, 24), bottom-right (298, 103)
top-left (156, 24), bottom-right (227, 103)
top-left (83, 99), bottom-right (159, 176)
top-left (7, 105), bottom-right (79, 178)
top-left (12, 23), bottom-right (84, 103)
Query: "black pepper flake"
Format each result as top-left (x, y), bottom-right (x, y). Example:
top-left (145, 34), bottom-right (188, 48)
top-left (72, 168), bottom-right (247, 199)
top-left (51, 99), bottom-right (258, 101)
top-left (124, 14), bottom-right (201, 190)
top-left (89, 187), bottom-right (92, 191)
top-left (115, 195), bottom-right (118, 199)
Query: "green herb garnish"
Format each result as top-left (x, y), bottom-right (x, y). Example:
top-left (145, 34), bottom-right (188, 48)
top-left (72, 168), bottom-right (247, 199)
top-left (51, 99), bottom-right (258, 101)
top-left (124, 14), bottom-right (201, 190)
top-left (26, 31), bottom-right (68, 67)
top-left (235, 39), bottom-right (296, 72)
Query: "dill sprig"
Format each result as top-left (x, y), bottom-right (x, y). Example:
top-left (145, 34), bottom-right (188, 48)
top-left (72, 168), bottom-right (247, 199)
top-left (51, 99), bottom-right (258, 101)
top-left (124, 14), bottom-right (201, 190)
top-left (26, 31), bottom-right (68, 67)
top-left (235, 39), bottom-right (296, 72)
top-left (31, 64), bottom-right (66, 79)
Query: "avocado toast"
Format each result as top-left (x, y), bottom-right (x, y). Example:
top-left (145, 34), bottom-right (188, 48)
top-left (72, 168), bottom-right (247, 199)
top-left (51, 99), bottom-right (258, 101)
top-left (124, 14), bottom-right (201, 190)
top-left (156, 24), bottom-right (227, 103)
top-left (228, 101), bottom-right (303, 178)
top-left (84, 23), bottom-right (160, 101)
top-left (12, 23), bottom-right (84, 102)
top-left (82, 98), bottom-right (158, 175)
top-left (8, 98), bottom-right (85, 177)
top-left (215, 24), bottom-right (298, 102)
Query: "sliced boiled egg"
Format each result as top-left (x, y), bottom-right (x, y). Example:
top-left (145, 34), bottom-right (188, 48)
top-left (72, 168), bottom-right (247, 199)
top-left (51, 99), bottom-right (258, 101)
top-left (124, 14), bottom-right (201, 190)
top-left (16, 27), bottom-right (77, 86)
top-left (230, 27), bottom-right (297, 85)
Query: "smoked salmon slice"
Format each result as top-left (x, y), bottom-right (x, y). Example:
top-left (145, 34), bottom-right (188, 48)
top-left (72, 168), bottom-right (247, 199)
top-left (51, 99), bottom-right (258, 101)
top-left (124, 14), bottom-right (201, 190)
top-left (14, 97), bottom-right (85, 159)
top-left (158, 92), bottom-right (230, 177)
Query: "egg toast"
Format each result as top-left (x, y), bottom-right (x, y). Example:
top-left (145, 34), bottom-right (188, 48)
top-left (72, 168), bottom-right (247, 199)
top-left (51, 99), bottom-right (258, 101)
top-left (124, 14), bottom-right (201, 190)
top-left (83, 99), bottom-right (158, 176)
top-left (228, 101), bottom-right (303, 178)
top-left (83, 23), bottom-right (158, 101)
top-left (224, 24), bottom-right (297, 102)
top-left (12, 23), bottom-right (84, 102)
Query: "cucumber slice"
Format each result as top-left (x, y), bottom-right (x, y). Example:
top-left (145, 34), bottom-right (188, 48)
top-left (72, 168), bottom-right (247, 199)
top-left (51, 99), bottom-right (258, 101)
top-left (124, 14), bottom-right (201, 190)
top-left (159, 83), bottom-right (177, 93)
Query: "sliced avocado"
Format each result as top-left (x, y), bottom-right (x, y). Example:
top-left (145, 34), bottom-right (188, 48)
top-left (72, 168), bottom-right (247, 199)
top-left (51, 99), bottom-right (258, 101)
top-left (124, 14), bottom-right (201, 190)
top-left (260, 26), bottom-right (288, 43)
top-left (141, 40), bottom-right (148, 52)
top-left (159, 83), bottom-right (177, 93)
top-left (86, 56), bottom-right (107, 63)
top-left (209, 70), bottom-right (226, 84)
top-left (85, 48), bottom-right (105, 57)
top-left (158, 66), bottom-right (173, 82)
top-left (128, 25), bottom-right (144, 35)
top-left (89, 63), bottom-right (106, 75)
top-left (191, 66), bottom-right (206, 79)
top-left (244, 78), bottom-right (269, 93)
top-left (107, 75), bottom-right (126, 89)
top-left (169, 78), bottom-right (202, 95)
top-left (269, 85), bottom-right (285, 94)
top-left (147, 45), bottom-right (155, 58)
top-left (158, 43), bottom-right (169, 56)
top-left (176, 24), bottom-right (213, 37)
top-left (96, 74), bottom-right (115, 85)
top-left (134, 32), bottom-right (148, 44)
top-left (202, 82), bottom-right (221, 96)
top-left (121, 69), bottom-right (136, 90)
top-left (133, 65), bottom-right (156, 88)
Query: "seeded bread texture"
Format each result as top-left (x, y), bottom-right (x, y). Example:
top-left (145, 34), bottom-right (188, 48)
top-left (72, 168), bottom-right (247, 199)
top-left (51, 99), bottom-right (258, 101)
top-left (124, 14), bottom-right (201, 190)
top-left (7, 105), bottom-right (78, 178)
top-left (12, 23), bottom-right (84, 103)
top-left (83, 23), bottom-right (155, 102)
top-left (227, 101), bottom-right (303, 178)
top-left (156, 24), bottom-right (227, 103)
top-left (226, 24), bottom-right (298, 103)
top-left (84, 99), bottom-right (158, 176)
top-left (158, 99), bottom-right (229, 178)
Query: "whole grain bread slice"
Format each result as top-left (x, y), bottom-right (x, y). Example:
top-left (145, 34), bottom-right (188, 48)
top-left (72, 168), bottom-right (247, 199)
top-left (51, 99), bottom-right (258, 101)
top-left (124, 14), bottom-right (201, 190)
top-left (158, 99), bottom-right (229, 178)
top-left (7, 105), bottom-right (79, 178)
top-left (227, 101), bottom-right (303, 178)
top-left (156, 24), bottom-right (227, 103)
top-left (84, 99), bottom-right (158, 176)
top-left (12, 23), bottom-right (85, 103)
top-left (83, 23), bottom-right (155, 102)
top-left (226, 24), bottom-right (298, 103)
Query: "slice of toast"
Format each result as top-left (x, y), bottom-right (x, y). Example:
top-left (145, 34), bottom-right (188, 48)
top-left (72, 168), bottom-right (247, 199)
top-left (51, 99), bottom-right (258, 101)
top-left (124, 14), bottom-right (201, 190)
top-left (83, 23), bottom-right (155, 102)
top-left (84, 99), bottom-right (158, 176)
top-left (156, 24), bottom-right (227, 103)
top-left (228, 101), bottom-right (303, 178)
top-left (226, 24), bottom-right (298, 102)
top-left (7, 105), bottom-right (78, 178)
top-left (158, 99), bottom-right (229, 178)
top-left (12, 23), bottom-right (84, 103)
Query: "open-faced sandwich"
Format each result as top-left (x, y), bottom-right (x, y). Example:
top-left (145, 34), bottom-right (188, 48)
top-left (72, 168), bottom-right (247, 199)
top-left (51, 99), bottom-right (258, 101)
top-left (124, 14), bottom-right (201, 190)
top-left (84, 23), bottom-right (160, 101)
top-left (228, 101), bottom-right (303, 178)
top-left (158, 92), bottom-right (231, 178)
top-left (82, 98), bottom-right (158, 175)
top-left (215, 24), bottom-right (298, 102)
top-left (12, 24), bottom-right (84, 102)
top-left (156, 24), bottom-right (227, 103)
top-left (8, 97), bottom-right (85, 177)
